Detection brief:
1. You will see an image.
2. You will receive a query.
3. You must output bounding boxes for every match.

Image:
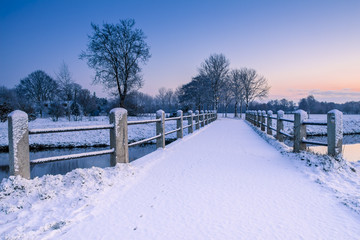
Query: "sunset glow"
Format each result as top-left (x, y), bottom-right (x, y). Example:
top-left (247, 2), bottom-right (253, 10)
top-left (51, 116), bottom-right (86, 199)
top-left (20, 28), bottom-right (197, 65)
top-left (1, 0), bottom-right (359, 103)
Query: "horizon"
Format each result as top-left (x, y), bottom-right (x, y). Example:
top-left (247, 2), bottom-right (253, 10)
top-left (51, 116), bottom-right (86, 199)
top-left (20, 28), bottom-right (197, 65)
top-left (1, 0), bottom-right (359, 104)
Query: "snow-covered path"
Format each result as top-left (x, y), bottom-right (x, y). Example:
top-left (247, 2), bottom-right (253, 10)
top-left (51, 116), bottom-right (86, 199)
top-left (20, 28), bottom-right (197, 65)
top-left (48, 118), bottom-right (360, 239)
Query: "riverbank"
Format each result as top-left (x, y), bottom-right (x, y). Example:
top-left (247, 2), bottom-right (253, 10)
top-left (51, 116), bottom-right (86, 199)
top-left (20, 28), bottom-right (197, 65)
top-left (0, 116), bottom-right (180, 152)
top-left (1, 118), bottom-right (359, 239)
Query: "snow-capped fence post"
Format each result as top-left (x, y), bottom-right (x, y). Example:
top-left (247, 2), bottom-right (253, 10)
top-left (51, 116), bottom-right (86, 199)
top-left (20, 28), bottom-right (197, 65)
top-left (327, 109), bottom-right (343, 156)
top-left (205, 110), bottom-right (209, 125)
top-left (276, 110), bottom-right (284, 142)
top-left (177, 110), bottom-right (183, 139)
top-left (261, 110), bottom-right (266, 131)
top-left (8, 110), bottom-right (30, 179)
top-left (200, 110), bottom-right (205, 127)
top-left (255, 111), bottom-right (258, 125)
top-left (109, 108), bottom-right (129, 166)
top-left (294, 110), bottom-right (307, 153)
top-left (156, 110), bottom-right (165, 148)
top-left (255, 111), bottom-right (259, 126)
top-left (195, 110), bottom-right (200, 130)
top-left (188, 110), bottom-right (194, 133)
top-left (257, 110), bottom-right (262, 127)
top-left (251, 110), bottom-right (257, 126)
top-left (267, 110), bottom-right (273, 135)
top-left (249, 111), bottom-right (253, 124)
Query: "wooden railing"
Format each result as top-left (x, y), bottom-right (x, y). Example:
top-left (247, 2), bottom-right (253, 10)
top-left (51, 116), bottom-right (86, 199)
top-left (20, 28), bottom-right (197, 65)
top-left (7, 109), bottom-right (217, 179)
top-left (245, 109), bottom-right (343, 156)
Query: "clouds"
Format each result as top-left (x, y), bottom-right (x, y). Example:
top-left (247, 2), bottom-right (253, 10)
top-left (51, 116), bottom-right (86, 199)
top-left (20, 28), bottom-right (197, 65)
top-left (278, 88), bottom-right (360, 103)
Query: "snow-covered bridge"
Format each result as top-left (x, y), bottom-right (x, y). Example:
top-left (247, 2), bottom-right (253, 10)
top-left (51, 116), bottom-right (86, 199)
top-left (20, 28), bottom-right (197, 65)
top-left (1, 117), bottom-right (360, 239)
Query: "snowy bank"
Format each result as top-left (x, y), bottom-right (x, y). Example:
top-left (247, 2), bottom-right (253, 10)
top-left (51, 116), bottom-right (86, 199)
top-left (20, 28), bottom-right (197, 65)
top-left (280, 114), bottom-right (360, 136)
top-left (0, 116), bottom-right (180, 151)
top-left (246, 120), bottom-right (360, 215)
top-left (1, 118), bottom-right (360, 239)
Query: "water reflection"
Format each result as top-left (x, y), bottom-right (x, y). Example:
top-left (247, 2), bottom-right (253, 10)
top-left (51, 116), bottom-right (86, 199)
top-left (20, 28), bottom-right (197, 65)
top-left (282, 134), bottom-right (360, 163)
top-left (309, 144), bottom-right (360, 163)
top-left (0, 144), bottom-right (156, 181)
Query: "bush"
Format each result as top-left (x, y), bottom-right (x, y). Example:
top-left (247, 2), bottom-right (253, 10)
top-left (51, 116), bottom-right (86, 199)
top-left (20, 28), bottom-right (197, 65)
top-left (48, 102), bottom-right (65, 121)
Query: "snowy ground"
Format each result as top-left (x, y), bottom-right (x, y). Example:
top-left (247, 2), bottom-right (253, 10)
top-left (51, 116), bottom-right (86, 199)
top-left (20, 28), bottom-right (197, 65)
top-left (1, 118), bottom-right (360, 239)
top-left (0, 116), bottom-right (181, 150)
top-left (275, 114), bottom-right (360, 136)
top-left (1, 114), bottom-right (359, 150)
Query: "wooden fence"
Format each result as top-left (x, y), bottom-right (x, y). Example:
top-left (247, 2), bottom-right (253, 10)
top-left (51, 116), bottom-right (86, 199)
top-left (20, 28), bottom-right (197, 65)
top-left (245, 109), bottom-right (343, 156)
top-left (7, 108), bottom-right (217, 179)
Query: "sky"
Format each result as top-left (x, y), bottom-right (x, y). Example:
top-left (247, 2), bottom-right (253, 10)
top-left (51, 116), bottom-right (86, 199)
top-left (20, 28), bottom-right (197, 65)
top-left (0, 0), bottom-right (359, 103)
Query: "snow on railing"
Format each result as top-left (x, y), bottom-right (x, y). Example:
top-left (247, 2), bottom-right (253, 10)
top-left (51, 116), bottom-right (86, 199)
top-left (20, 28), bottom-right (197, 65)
top-left (245, 109), bottom-right (343, 156)
top-left (7, 108), bottom-right (217, 179)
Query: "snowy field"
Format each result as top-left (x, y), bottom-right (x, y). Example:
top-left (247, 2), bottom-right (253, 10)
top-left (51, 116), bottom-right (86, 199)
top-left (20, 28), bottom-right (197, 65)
top-left (280, 114), bottom-right (360, 136)
top-left (0, 116), bottom-right (183, 150)
top-left (1, 118), bottom-right (360, 239)
top-left (1, 114), bottom-right (359, 150)
top-left (242, 113), bottom-right (360, 136)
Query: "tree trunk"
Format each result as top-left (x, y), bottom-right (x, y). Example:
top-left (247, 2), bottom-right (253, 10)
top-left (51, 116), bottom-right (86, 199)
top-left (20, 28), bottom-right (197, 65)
top-left (240, 100), bottom-right (243, 119)
top-left (119, 95), bottom-right (126, 108)
top-left (234, 101), bottom-right (238, 118)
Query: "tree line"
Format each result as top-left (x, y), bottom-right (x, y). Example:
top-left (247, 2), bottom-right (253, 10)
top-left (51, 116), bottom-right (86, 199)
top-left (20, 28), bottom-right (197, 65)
top-left (249, 95), bottom-right (360, 115)
top-left (0, 63), bottom-right (111, 122)
top-left (177, 54), bottom-right (270, 117)
top-left (0, 18), bottom-right (271, 121)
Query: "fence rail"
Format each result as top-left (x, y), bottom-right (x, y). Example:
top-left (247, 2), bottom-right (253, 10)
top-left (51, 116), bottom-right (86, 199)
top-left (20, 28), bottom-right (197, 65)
top-left (7, 108), bottom-right (217, 179)
top-left (29, 124), bottom-right (115, 134)
top-left (245, 109), bottom-right (343, 156)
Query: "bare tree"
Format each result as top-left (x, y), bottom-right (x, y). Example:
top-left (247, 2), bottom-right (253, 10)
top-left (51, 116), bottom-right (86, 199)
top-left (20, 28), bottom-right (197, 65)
top-left (80, 19), bottom-right (151, 107)
top-left (55, 61), bottom-right (74, 101)
top-left (199, 53), bottom-right (230, 110)
top-left (229, 69), bottom-right (244, 118)
top-left (219, 77), bottom-right (233, 117)
top-left (240, 68), bottom-right (270, 110)
top-left (156, 87), bottom-right (167, 108)
top-left (16, 70), bottom-right (58, 117)
top-left (164, 89), bottom-right (174, 112)
top-left (178, 75), bottom-right (212, 111)
top-left (156, 87), bottom-right (175, 112)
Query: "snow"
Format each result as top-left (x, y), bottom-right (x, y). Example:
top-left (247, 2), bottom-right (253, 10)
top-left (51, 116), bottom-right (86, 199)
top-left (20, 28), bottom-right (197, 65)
top-left (1, 114), bottom-right (359, 151)
top-left (269, 113), bottom-right (360, 136)
top-left (0, 116), bottom-right (180, 150)
top-left (1, 118), bottom-right (360, 239)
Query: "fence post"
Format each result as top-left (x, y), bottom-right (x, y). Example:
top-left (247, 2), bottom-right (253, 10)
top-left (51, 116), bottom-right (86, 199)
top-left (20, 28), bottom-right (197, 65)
top-left (8, 110), bottom-right (30, 179)
top-left (109, 108), bottom-right (129, 166)
top-left (200, 110), bottom-right (204, 127)
top-left (257, 110), bottom-right (262, 127)
top-left (261, 110), bottom-right (266, 131)
top-left (294, 110), bottom-right (307, 153)
top-left (252, 111), bottom-right (256, 126)
top-left (177, 110), bottom-right (183, 139)
top-left (206, 110), bottom-right (209, 125)
top-left (195, 110), bottom-right (200, 130)
top-left (156, 110), bottom-right (165, 148)
top-left (188, 110), bottom-right (193, 133)
top-left (267, 110), bottom-right (273, 135)
top-left (255, 111), bottom-right (258, 126)
top-left (327, 109), bottom-right (343, 156)
top-left (276, 110), bottom-right (284, 142)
